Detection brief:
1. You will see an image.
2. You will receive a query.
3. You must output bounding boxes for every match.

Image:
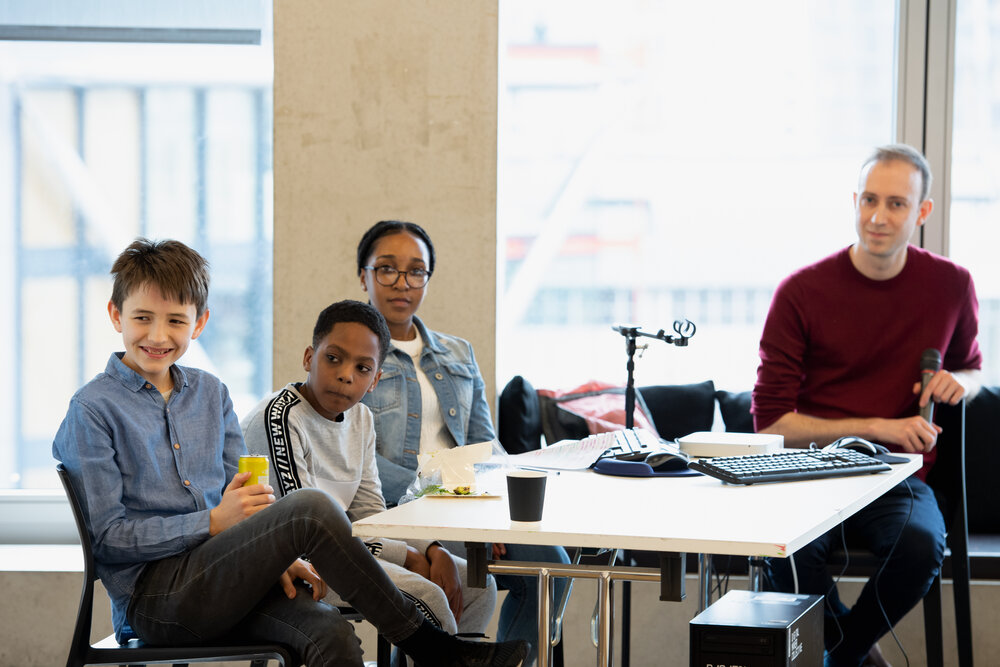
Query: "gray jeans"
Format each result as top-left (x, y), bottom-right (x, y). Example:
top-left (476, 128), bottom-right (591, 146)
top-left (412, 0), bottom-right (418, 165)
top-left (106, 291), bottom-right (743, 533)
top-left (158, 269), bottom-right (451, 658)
top-left (127, 488), bottom-right (424, 667)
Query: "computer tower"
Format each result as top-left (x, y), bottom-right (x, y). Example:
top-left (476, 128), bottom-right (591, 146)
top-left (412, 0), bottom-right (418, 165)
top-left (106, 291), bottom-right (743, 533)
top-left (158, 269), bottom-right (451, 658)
top-left (690, 590), bottom-right (823, 667)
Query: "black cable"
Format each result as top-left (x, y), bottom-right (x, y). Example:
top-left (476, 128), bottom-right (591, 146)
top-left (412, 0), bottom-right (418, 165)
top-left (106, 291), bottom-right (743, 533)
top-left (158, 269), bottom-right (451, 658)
top-left (710, 555), bottom-right (731, 599)
top-left (826, 479), bottom-right (915, 667)
top-left (823, 521), bottom-right (851, 657)
top-left (870, 478), bottom-right (914, 667)
top-left (760, 555), bottom-right (780, 592)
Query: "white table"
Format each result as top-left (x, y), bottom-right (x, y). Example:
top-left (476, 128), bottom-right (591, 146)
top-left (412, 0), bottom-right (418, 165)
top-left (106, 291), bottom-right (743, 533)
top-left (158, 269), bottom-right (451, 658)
top-left (353, 456), bottom-right (922, 666)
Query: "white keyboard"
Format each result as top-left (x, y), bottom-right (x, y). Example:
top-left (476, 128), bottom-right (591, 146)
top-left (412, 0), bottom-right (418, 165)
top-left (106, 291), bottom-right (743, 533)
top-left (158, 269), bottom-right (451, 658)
top-left (590, 428), bottom-right (661, 461)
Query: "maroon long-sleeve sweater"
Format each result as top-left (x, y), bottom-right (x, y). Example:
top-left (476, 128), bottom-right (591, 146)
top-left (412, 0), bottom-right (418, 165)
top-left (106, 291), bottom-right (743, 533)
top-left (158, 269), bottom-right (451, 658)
top-left (752, 245), bottom-right (981, 478)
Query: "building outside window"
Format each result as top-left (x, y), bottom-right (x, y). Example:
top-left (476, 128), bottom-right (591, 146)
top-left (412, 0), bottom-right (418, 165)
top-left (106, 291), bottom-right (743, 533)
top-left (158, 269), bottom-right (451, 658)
top-left (4, 1), bottom-right (998, 489)
top-left (0, 2), bottom-right (273, 491)
top-left (498, 0), bottom-right (999, 398)
top-left (951, 0), bottom-right (1000, 383)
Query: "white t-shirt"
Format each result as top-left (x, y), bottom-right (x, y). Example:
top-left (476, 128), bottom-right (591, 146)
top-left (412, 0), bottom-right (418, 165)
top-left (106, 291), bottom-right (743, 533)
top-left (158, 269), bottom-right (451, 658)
top-left (392, 331), bottom-right (452, 455)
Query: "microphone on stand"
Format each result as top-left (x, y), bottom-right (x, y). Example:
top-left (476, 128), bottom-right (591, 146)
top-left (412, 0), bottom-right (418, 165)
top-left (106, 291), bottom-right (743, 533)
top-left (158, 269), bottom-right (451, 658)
top-left (919, 348), bottom-right (942, 424)
top-left (612, 320), bottom-right (696, 430)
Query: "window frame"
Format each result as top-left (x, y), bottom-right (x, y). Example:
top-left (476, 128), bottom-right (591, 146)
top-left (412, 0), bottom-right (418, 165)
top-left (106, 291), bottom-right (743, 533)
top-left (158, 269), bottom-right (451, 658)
top-left (899, 0), bottom-right (958, 256)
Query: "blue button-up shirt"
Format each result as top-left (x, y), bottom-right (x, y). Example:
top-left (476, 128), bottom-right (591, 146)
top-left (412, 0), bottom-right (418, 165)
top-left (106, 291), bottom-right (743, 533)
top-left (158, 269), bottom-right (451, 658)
top-left (52, 353), bottom-right (245, 642)
top-left (360, 317), bottom-right (496, 505)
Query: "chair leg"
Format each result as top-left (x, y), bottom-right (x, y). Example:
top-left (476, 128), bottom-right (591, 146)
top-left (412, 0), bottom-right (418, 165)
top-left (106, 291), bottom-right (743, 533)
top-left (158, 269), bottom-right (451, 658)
top-left (377, 633), bottom-right (392, 667)
top-left (953, 554), bottom-right (974, 666)
top-left (923, 574), bottom-right (943, 667)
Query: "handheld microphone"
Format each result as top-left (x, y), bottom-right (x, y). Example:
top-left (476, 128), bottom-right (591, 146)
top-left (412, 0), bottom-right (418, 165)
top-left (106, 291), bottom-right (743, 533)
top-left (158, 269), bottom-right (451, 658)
top-left (919, 348), bottom-right (942, 423)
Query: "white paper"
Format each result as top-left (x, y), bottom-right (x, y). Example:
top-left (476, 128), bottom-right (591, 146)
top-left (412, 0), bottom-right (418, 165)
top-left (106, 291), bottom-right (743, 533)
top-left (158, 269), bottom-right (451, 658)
top-left (503, 437), bottom-right (608, 470)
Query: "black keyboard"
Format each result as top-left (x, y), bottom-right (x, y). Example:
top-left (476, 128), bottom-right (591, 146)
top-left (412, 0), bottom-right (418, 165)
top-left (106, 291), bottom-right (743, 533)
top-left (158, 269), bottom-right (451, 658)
top-left (590, 428), bottom-right (661, 462)
top-left (688, 449), bottom-right (892, 485)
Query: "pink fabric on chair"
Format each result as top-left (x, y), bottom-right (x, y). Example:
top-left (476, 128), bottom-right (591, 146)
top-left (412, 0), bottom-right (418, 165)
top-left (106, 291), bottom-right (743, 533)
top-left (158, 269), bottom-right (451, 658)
top-left (536, 380), bottom-right (660, 437)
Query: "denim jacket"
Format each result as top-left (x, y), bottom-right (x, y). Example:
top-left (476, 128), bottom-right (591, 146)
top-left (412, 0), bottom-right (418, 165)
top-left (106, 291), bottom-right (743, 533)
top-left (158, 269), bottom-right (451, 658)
top-left (361, 317), bottom-right (495, 505)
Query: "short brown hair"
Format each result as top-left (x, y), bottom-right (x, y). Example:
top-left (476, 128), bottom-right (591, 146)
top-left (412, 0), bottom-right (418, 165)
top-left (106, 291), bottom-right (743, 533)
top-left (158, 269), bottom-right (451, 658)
top-left (861, 144), bottom-right (933, 202)
top-left (110, 238), bottom-right (210, 316)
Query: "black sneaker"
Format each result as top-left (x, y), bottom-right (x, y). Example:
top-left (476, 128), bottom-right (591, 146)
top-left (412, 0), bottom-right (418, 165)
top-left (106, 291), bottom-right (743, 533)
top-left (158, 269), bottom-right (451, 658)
top-left (449, 637), bottom-right (528, 667)
top-left (399, 618), bottom-right (529, 667)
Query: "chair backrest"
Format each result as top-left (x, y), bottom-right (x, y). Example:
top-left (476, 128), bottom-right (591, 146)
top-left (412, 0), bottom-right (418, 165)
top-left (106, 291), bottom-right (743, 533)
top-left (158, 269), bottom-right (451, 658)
top-left (713, 389), bottom-right (754, 433)
top-left (638, 381), bottom-right (717, 439)
top-left (498, 375), bottom-right (544, 454)
top-left (925, 399), bottom-right (969, 549)
top-left (57, 464), bottom-right (102, 664)
top-left (954, 386), bottom-right (1000, 534)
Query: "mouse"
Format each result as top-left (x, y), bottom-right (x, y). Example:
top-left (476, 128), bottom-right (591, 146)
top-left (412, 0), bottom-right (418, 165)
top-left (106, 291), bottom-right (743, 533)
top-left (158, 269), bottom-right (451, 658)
top-left (643, 449), bottom-right (691, 472)
top-left (823, 436), bottom-right (889, 456)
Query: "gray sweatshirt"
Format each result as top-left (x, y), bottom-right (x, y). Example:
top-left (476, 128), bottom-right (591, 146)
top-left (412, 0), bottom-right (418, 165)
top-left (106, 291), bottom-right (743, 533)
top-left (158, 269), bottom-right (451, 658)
top-left (242, 383), bottom-right (433, 566)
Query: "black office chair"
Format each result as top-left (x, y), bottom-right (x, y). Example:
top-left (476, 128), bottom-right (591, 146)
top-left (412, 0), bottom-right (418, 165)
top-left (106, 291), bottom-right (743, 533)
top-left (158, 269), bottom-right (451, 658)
top-left (58, 464), bottom-right (294, 666)
top-left (496, 375), bottom-right (573, 666)
top-left (827, 399), bottom-right (972, 667)
top-left (58, 464), bottom-right (393, 667)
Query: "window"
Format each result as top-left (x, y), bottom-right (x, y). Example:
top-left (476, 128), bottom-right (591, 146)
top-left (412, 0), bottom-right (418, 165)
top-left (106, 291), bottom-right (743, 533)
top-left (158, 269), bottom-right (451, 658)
top-left (498, 1), bottom-right (897, 392)
top-left (950, 0), bottom-right (1000, 385)
top-left (0, 3), bottom-right (273, 490)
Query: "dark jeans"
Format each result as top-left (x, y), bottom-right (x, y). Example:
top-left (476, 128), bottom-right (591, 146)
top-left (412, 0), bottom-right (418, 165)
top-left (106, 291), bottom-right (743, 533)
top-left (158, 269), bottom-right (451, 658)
top-left (127, 489), bottom-right (424, 667)
top-left (766, 478), bottom-right (945, 667)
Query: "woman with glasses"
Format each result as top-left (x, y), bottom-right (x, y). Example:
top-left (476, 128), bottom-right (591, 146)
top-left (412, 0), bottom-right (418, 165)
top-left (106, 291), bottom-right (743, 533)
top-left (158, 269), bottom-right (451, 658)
top-left (357, 220), bottom-right (570, 667)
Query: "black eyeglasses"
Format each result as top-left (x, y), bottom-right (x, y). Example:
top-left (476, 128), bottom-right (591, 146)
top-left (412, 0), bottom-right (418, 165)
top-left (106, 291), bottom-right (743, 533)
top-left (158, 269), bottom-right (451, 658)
top-left (363, 265), bottom-right (431, 288)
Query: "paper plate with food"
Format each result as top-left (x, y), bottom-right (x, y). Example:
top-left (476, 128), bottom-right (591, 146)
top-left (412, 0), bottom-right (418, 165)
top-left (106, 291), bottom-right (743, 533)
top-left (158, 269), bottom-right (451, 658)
top-left (417, 484), bottom-right (499, 499)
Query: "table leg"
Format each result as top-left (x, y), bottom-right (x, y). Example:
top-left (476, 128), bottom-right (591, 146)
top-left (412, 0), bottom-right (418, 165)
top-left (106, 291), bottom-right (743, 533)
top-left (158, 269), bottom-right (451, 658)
top-left (487, 559), bottom-right (659, 667)
top-left (658, 552), bottom-right (686, 602)
top-left (620, 579), bottom-right (631, 667)
top-left (698, 553), bottom-right (713, 612)
top-left (748, 557), bottom-right (764, 592)
top-left (537, 567), bottom-right (552, 667)
top-left (464, 542), bottom-right (489, 588)
top-left (596, 571), bottom-right (614, 667)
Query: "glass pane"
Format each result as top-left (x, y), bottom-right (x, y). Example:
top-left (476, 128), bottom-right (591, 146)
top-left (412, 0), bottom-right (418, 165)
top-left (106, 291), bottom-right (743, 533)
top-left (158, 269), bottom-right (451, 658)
top-left (950, 0), bottom-right (1000, 386)
top-left (0, 24), bottom-right (273, 489)
top-left (498, 0), bottom-right (897, 394)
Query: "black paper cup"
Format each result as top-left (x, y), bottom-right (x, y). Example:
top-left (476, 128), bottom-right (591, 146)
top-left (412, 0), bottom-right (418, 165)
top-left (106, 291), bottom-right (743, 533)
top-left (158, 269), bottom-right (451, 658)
top-left (506, 470), bottom-right (547, 522)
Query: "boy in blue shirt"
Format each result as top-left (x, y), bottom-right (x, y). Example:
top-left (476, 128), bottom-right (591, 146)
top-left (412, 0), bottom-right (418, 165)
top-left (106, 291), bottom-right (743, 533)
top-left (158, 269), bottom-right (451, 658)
top-left (52, 238), bottom-right (527, 667)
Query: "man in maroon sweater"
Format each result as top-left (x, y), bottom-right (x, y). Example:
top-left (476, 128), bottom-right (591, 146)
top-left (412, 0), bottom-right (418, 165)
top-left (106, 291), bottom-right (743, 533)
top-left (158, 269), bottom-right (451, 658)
top-left (752, 144), bottom-right (982, 667)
